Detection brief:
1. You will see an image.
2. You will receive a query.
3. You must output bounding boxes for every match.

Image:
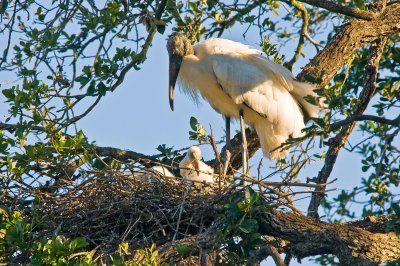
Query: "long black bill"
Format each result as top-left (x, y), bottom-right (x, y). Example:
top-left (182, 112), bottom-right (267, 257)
top-left (168, 54), bottom-right (183, 111)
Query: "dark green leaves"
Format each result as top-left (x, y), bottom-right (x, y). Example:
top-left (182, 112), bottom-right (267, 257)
top-left (0, 0), bottom-right (8, 14)
top-left (189, 116), bottom-right (208, 143)
top-left (238, 219), bottom-right (258, 234)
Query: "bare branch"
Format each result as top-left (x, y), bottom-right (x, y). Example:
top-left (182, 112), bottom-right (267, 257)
top-left (247, 245), bottom-right (286, 266)
top-left (296, 0), bottom-right (375, 20)
top-left (330, 114), bottom-right (400, 131)
top-left (307, 37), bottom-right (388, 219)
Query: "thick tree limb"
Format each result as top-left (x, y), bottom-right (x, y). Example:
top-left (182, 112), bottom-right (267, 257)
top-left (296, 0), bottom-right (375, 20)
top-left (258, 211), bottom-right (400, 265)
top-left (157, 222), bottom-right (220, 264)
top-left (307, 37), bottom-right (388, 218)
top-left (156, 210), bottom-right (400, 265)
top-left (297, 3), bottom-right (399, 87)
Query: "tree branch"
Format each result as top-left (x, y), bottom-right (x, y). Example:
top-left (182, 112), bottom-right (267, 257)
top-left (110, 0), bottom-right (168, 92)
top-left (297, 3), bottom-right (399, 87)
top-left (258, 211), bottom-right (400, 265)
top-left (0, 122), bottom-right (159, 167)
top-left (156, 210), bottom-right (400, 265)
top-left (330, 114), bottom-right (400, 131)
top-left (307, 37), bottom-right (388, 219)
top-left (296, 0), bottom-right (375, 20)
top-left (247, 245), bottom-right (286, 266)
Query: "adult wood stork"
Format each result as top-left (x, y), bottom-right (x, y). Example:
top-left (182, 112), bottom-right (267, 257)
top-left (167, 33), bottom-right (323, 164)
top-left (179, 146), bottom-right (214, 184)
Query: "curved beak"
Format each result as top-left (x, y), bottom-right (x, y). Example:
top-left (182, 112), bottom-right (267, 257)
top-left (193, 159), bottom-right (200, 176)
top-left (169, 54), bottom-right (183, 111)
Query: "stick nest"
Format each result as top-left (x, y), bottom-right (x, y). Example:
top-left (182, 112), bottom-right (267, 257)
top-left (41, 170), bottom-right (228, 255)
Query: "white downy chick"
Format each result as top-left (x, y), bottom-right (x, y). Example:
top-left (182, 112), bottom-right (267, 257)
top-left (179, 146), bottom-right (214, 184)
top-left (138, 165), bottom-right (175, 183)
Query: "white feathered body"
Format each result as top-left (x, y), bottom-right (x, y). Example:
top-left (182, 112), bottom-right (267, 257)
top-left (179, 146), bottom-right (214, 183)
top-left (179, 160), bottom-right (214, 183)
top-left (177, 38), bottom-right (321, 159)
top-left (139, 165), bottom-right (175, 183)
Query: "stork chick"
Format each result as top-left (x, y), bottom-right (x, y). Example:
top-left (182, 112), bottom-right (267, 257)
top-left (179, 146), bottom-right (214, 184)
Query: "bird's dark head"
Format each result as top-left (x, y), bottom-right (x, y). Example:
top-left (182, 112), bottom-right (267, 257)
top-left (167, 32), bottom-right (193, 58)
top-left (167, 33), bottom-right (193, 111)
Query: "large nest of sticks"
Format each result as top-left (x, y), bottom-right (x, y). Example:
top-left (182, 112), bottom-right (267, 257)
top-left (40, 169), bottom-right (230, 255)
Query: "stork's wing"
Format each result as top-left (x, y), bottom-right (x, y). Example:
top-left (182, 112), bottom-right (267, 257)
top-left (212, 52), bottom-right (291, 122)
top-left (211, 51), bottom-right (322, 120)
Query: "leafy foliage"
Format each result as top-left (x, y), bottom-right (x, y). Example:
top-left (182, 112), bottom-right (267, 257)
top-left (220, 187), bottom-right (268, 264)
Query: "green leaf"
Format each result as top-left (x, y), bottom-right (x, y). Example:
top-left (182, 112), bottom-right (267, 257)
top-left (175, 244), bottom-right (190, 256)
top-left (2, 88), bottom-right (15, 100)
top-left (190, 116), bottom-right (198, 130)
top-left (311, 118), bottom-right (325, 128)
top-left (304, 95), bottom-right (318, 106)
top-left (87, 80), bottom-right (96, 95)
top-left (238, 219), bottom-right (258, 234)
top-left (97, 81), bottom-right (107, 96)
top-left (157, 24), bottom-right (166, 34)
top-left (0, 0), bottom-right (8, 14)
top-left (392, 203), bottom-right (400, 216)
top-left (354, 0), bottom-right (365, 9)
top-left (361, 165), bottom-right (370, 172)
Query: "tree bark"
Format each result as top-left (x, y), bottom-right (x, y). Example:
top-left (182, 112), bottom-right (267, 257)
top-left (157, 211), bottom-right (400, 265)
top-left (297, 3), bottom-right (400, 87)
top-left (258, 211), bottom-right (400, 265)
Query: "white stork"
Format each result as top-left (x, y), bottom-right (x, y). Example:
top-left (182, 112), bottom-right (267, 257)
top-left (179, 146), bottom-right (214, 184)
top-left (167, 33), bottom-right (323, 164)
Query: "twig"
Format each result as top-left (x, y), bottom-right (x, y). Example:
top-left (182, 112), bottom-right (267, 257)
top-left (330, 114), bottom-right (400, 131)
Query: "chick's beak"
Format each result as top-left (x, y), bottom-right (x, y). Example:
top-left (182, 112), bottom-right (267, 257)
top-left (169, 54), bottom-right (183, 111)
top-left (193, 159), bottom-right (200, 176)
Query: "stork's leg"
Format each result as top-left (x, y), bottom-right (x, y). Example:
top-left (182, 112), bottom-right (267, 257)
top-left (239, 109), bottom-right (249, 183)
top-left (222, 116), bottom-right (231, 181)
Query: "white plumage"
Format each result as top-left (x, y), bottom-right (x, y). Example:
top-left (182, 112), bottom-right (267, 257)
top-left (139, 165), bottom-right (175, 183)
top-left (179, 146), bottom-right (214, 184)
top-left (167, 34), bottom-right (324, 159)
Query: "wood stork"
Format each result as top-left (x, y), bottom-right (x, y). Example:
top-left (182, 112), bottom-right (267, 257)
top-left (179, 146), bottom-right (214, 184)
top-left (167, 33), bottom-right (323, 165)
